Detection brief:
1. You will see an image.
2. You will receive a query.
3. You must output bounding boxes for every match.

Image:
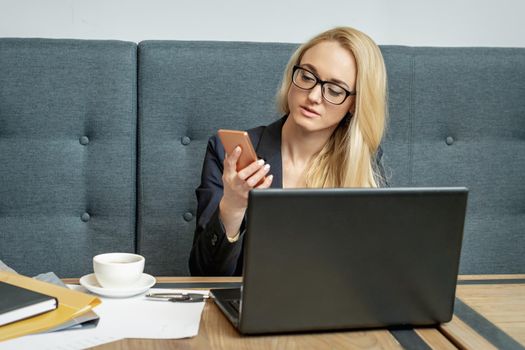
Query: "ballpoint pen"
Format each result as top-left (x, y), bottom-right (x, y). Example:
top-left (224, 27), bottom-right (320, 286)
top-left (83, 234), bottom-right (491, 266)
top-left (145, 292), bottom-right (209, 303)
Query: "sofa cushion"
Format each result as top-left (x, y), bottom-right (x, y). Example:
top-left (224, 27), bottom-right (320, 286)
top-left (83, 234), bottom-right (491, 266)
top-left (407, 47), bottom-right (525, 273)
top-left (0, 39), bottom-right (137, 277)
top-left (137, 41), bottom-right (297, 275)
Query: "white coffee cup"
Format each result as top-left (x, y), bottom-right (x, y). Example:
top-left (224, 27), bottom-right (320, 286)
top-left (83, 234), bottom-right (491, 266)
top-left (93, 253), bottom-right (145, 289)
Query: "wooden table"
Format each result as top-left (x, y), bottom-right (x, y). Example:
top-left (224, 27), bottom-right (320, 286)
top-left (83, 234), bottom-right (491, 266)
top-left (441, 274), bottom-right (525, 349)
top-left (61, 275), bottom-right (525, 349)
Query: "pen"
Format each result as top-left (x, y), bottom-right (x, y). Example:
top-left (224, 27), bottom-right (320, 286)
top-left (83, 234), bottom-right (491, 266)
top-left (145, 292), bottom-right (209, 302)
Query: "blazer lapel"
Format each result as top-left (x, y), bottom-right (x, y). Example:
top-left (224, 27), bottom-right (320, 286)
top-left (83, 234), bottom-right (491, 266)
top-left (255, 116), bottom-right (286, 188)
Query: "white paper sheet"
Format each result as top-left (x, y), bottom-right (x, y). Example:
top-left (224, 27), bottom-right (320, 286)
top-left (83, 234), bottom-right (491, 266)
top-left (0, 287), bottom-right (208, 350)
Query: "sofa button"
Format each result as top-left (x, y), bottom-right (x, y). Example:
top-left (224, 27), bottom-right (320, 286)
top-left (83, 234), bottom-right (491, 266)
top-left (79, 136), bottom-right (90, 145)
top-left (446, 136), bottom-right (454, 145)
top-left (183, 212), bottom-right (193, 221)
top-left (181, 136), bottom-right (191, 146)
top-left (211, 234), bottom-right (218, 246)
top-left (81, 212), bottom-right (91, 222)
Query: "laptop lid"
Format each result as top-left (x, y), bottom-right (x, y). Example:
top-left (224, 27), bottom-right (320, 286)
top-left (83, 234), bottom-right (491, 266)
top-left (238, 187), bottom-right (468, 334)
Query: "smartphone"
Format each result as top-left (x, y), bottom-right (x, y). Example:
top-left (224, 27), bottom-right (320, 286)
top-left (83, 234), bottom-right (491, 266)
top-left (217, 129), bottom-right (259, 171)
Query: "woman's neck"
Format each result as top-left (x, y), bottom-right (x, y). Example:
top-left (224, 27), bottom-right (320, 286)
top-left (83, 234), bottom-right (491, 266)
top-left (281, 116), bottom-right (334, 166)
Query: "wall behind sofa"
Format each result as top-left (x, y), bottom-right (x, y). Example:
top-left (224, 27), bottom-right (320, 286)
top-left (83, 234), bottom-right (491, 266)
top-left (0, 0), bottom-right (524, 47)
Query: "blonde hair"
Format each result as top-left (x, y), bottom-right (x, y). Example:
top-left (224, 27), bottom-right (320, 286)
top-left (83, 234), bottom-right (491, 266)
top-left (277, 27), bottom-right (387, 188)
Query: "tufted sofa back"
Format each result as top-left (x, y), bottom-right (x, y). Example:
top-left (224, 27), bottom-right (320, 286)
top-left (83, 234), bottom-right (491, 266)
top-left (380, 47), bottom-right (525, 273)
top-left (137, 41), bottom-right (296, 275)
top-left (1, 38), bottom-right (524, 277)
top-left (0, 39), bottom-right (137, 277)
top-left (137, 43), bottom-right (525, 275)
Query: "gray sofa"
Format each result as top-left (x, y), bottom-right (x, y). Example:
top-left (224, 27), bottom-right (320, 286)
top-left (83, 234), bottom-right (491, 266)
top-left (1, 38), bottom-right (524, 278)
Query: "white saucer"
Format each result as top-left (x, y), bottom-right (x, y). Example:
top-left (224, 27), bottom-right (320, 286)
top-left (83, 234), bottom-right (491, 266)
top-left (79, 273), bottom-right (156, 298)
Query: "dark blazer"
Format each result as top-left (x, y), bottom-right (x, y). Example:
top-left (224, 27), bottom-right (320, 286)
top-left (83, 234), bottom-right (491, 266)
top-left (189, 115), bottom-right (385, 276)
top-left (189, 117), bottom-right (286, 276)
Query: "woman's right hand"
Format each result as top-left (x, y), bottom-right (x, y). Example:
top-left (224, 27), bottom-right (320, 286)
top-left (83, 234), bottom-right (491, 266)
top-left (219, 146), bottom-right (273, 238)
top-left (222, 146), bottom-right (273, 210)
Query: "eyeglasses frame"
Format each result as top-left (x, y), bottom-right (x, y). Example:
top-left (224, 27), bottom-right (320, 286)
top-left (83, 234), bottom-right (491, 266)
top-left (291, 65), bottom-right (356, 105)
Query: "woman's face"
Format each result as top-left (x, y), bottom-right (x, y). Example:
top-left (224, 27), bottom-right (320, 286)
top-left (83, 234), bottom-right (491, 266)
top-left (287, 40), bottom-right (357, 134)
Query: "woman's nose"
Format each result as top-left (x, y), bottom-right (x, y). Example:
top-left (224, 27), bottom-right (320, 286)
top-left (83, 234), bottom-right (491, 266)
top-left (307, 84), bottom-right (323, 103)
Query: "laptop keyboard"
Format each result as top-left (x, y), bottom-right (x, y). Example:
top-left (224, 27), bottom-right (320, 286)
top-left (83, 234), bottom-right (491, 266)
top-left (228, 299), bottom-right (241, 315)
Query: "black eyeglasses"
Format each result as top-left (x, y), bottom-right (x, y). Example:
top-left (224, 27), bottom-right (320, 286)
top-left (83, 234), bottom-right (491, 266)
top-left (292, 65), bottom-right (356, 105)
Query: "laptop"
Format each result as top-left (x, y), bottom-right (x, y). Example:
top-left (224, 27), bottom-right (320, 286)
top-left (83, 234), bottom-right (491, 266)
top-left (211, 187), bottom-right (468, 334)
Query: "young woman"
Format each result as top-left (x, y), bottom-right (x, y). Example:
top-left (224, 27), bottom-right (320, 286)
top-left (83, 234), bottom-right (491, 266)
top-left (190, 26), bottom-right (388, 276)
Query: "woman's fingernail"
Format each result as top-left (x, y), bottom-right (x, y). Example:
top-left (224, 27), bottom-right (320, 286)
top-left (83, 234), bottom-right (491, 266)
top-left (235, 146), bottom-right (241, 154)
top-left (257, 159), bottom-right (264, 166)
top-left (264, 164), bottom-right (270, 171)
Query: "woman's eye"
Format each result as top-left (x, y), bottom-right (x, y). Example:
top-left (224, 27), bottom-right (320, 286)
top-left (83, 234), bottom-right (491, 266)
top-left (301, 72), bottom-right (315, 82)
top-left (327, 85), bottom-right (344, 96)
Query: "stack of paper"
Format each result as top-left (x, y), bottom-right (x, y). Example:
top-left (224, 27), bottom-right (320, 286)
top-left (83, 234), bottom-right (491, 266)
top-left (0, 271), bottom-right (101, 342)
top-left (1, 288), bottom-right (208, 349)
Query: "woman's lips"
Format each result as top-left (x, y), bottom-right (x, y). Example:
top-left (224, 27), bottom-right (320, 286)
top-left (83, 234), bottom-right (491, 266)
top-left (300, 106), bottom-right (321, 118)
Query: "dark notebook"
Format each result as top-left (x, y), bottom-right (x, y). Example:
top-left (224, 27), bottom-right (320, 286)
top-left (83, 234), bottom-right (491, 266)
top-left (0, 281), bottom-right (58, 326)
